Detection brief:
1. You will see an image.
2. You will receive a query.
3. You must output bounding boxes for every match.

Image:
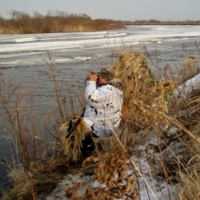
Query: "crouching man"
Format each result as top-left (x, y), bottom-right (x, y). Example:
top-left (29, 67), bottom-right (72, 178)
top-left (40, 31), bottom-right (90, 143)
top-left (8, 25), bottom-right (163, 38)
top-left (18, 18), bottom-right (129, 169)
top-left (61, 68), bottom-right (123, 161)
top-left (81, 68), bottom-right (123, 157)
top-left (83, 68), bottom-right (123, 137)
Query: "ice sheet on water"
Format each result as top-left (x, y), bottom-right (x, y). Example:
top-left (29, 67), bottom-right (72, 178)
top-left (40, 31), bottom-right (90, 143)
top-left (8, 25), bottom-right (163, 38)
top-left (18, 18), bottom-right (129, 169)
top-left (0, 36), bottom-right (38, 43)
top-left (174, 73), bottom-right (200, 99)
top-left (0, 36), bottom-right (132, 54)
top-left (38, 35), bottom-right (105, 41)
top-left (0, 26), bottom-right (199, 53)
top-left (0, 61), bottom-right (35, 66)
top-left (0, 31), bottom-right (107, 43)
top-left (53, 57), bottom-right (91, 63)
top-left (74, 56), bottom-right (91, 61)
top-left (0, 41), bottom-right (84, 54)
top-left (107, 33), bottom-right (127, 37)
top-left (0, 25), bottom-right (200, 66)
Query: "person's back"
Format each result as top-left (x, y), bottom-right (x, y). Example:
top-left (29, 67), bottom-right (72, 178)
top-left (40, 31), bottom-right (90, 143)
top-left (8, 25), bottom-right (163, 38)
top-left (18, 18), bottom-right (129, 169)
top-left (83, 69), bottom-right (123, 137)
top-left (60, 68), bottom-right (123, 161)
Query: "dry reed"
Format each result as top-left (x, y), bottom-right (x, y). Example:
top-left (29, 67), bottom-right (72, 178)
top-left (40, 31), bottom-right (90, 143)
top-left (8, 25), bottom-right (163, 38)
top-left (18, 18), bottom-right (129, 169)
top-left (109, 51), bottom-right (176, 130)
top-left (1, 48), bottom-right (200, 200)
top-left (66, 147), bottom-right (140, 200)
top-left (0, 10), bottom-right (125, 34)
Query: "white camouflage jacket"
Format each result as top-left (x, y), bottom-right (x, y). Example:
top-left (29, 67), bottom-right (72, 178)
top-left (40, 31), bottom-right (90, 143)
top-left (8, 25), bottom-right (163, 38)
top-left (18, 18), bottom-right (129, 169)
top-left (83, 79), bottom-right (123, 137)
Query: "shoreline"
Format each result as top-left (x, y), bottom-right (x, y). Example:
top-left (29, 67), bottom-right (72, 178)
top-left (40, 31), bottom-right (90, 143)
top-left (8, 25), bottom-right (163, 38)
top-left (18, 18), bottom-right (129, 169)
top-left (124, 23), bottom-right (200, 26)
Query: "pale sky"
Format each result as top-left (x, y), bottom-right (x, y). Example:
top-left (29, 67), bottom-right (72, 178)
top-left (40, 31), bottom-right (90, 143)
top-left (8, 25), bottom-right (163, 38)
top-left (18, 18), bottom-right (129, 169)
top-left (0, 0), bottom-right (200, 21)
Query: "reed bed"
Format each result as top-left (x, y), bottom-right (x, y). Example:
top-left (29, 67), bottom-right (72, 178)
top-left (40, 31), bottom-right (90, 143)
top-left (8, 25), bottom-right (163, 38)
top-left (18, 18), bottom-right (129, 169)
top-left (0, 10), bottom-right (125, 34)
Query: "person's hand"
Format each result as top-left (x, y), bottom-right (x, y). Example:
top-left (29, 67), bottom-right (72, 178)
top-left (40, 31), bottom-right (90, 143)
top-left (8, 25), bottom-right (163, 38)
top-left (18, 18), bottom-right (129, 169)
top-left (89, 71), bottom-right (98, 82)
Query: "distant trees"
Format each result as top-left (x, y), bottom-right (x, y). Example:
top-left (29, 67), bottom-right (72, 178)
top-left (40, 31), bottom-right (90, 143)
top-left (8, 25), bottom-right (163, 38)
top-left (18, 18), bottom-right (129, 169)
top-left (0, 10), bottom-right (125, 34)
top-left (125, 19), bottom-right (200, 25)
top-left (105, 18), bottom-right (200, 26)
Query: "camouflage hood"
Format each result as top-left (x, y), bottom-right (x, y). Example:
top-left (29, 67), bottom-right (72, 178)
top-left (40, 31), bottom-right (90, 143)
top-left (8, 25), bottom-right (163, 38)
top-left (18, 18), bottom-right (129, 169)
top-left (107, 78), bottom-right (123, 91)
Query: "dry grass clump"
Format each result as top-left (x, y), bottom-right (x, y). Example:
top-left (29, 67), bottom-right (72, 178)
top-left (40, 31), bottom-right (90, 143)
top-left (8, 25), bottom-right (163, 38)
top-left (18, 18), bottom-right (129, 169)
top-left (109, 51), bottom-right (176, 130)
top-left (178, 167), bottom-right (200, 200)
top-left (177, 144), bottom-right (200, 200)
top-left (2, 154), bottom-right (72, 200)
top-left (66, 147), bottom-right (140, 200)
top-left (88, 126), bottom-right (133, 155)
top-left (178, 154), bottom-right (200, 199)
top-left (190, 119), bottom-right (200, 141)
top-left (178, 56), bottom-right (199, 84)
top-left (176, 97), bottom-right (200, 199)
top-left (61, 118), bottom-right (90, 162)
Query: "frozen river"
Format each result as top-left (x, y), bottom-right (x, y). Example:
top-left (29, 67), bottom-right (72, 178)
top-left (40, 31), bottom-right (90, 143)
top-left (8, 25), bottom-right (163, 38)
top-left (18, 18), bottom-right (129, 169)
top-left (0, 25), bottom-right (200, 191)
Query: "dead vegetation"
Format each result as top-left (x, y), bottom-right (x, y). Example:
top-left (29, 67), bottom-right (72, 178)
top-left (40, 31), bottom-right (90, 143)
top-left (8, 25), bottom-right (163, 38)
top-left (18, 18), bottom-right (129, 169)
top-left (0, 55), bottom-right (84, 199)
top-left (176, 100), bottom-right (200, 200)
top-left (2, 155), bottom-right (71, 200)
top-left (110, 51), bottom-right (176, 129)
top-left (61, 118), bottom-right (90, 162)
top-left (0, 10), bottom-right (125, 34)
top-left (179, 57), bottom-right (198, 84)
top-left (66, 147), bottom-right (140, 200)
top-left (0, 49), bottom-right (200, 200)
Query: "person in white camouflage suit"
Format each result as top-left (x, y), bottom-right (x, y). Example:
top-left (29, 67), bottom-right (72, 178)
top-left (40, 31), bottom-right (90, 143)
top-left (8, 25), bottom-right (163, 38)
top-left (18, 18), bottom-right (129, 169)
top-left (83, 68), bottom-right (123, 138)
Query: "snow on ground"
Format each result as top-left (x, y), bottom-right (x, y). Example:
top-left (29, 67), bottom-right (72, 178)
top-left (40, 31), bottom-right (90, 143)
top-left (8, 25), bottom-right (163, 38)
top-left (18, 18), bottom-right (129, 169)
top-left (45, 140), bottom-right (178, 200)
top-left (174, 73), bottom-right (200, 99)
top-left (45, 157), bottom-right (177, 200)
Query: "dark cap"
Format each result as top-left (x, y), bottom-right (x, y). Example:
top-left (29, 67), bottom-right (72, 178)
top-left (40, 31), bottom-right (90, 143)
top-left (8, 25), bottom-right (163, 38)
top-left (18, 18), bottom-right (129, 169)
top-left (97, 68), bottom-right (113, 80)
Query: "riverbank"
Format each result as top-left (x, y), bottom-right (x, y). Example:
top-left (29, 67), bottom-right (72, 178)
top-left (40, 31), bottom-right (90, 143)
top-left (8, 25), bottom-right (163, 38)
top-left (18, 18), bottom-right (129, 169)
top-left (124, 22), bottom-right (200, 25)
top-left (1, 50), bottom-right (200, 200)
top-left (45, 53), bottom-right (200, 200)
top-left (0, 11), bottom-right (125, 34)
top-left (108, 19), bottom-right (200, 26)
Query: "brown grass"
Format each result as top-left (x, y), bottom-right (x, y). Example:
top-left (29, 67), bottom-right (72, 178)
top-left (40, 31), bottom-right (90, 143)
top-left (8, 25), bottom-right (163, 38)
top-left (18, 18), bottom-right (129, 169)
top-left (0, 10), bottom-right (125, 34)
top-left (0, 52), bottom-right (85, 199)
top-left (66, 147), bottom-right (140, 200)
top-left (178, 56), bottom-right (199, 84)
top-left (177, 100), bottom-right (200, 200)
top-left (1, 154), bottom-right (76, 200)
top-left (1, 48), bottom-right (200, 200)
top-left (109, 51), bottom-right (176, 130)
